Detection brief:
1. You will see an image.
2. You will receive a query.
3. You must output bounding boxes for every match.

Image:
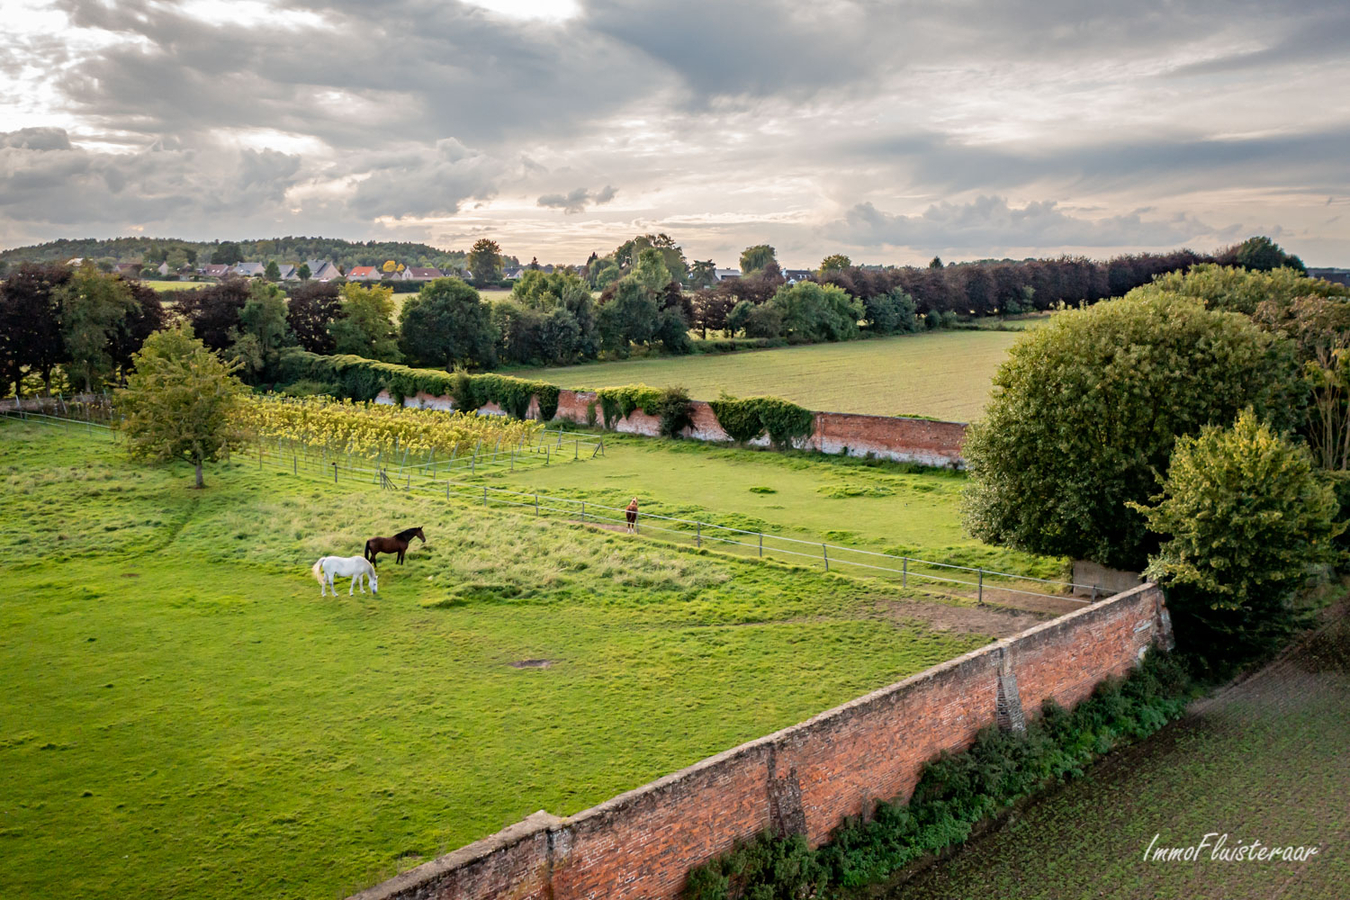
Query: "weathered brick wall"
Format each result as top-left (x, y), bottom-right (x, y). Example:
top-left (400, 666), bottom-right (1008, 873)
top-left (382, 389), bottom-right (965, 463)
top-left (350, 585), bottom-right (1170, 900)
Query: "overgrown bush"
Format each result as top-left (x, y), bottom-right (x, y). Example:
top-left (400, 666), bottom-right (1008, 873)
top-left (684, 651), bottom-right (1197, 899)
top-left (653, 386), bottom-right (695, 438)
top-left (595, 383), bottom-right (662, 428)
top-left (708, 395), bottom-right (815, 448)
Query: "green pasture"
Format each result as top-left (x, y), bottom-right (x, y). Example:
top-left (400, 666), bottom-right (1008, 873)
top-left (476, 433), bottom-right (1063, 581)
top-left (0, 422), bottom-right (993, 900)
top-left (509, 329), bottom-right (1027, 422)
top-left (893, 616), bottom-right (1350, 900)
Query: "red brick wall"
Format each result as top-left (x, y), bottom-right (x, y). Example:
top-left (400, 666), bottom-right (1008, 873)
top-left (350, 585), bottom-right (1169, 900)
top-left (385, 388), bottom-right (968, 464)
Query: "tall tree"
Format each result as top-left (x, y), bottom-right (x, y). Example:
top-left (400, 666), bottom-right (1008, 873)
top-left (59, 266), bottom-right (138, 391)
top-left (0, 262), bottom-right (70, 394)
top-left (818, 254), bottom-right (851, 273)
top-left (177, 278), bottom-right (252, 352)
top-left (688, 259), bottom-right (717, 290)
top-left (1130, 410), bottom-right (1341, 657)
top-left (210, 241), bottom-right (244, 265)
top-left (467, 239), bottom-right (503, 284)
top-left (264, 260), bottom-right (281, 281)
top-left (227, 281), bottom-right (293, 381)
top-left (398, 278), bottom-right (496, 369)
top-left (286, 281), bottom-right (341, 354)
top-left (117, 324), bottom-right (248, 489)
top-left (963, 293), bottom-right (1304, 569)
top-left (110, 280), bottom-right (167, 382)
top-left (739, 244), bottom-right (778, 276)
top-left (329, 283), bottom-right (400, 361)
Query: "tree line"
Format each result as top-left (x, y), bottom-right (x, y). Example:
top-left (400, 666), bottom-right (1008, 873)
top-left (0, 236), bottom-right (1315, 396)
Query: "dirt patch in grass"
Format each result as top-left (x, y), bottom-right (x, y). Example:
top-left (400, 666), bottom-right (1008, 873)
top-left (873, 598), bottom-right (1050, 638)
top-left (509, 659), bottom-right (557, 669)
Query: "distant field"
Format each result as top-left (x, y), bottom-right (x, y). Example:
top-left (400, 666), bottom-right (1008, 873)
top-left (892, 613), bottom-right (1350, 900)
top-left (141, 280), bottom-right (196, 292)
top-left (0, 422), bottom-right (996, 900)
top-left (510, 329), bottom-right (1028, 422)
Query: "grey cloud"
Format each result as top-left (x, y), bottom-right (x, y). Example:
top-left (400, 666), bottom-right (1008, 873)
top-left (834, 197), bottom-right (1222, 253)
top-left (537, 185), bottom-right (617, 214)
top-left (0, 128), bottom-right (73, 151)
top-left (849, 127), bottom-right (1350, 197)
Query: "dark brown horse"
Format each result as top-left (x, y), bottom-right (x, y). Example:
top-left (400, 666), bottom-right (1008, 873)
top-left (364, 527), bottom-right (425, 566)
top-left (625, 498), bottom-right (639, 533)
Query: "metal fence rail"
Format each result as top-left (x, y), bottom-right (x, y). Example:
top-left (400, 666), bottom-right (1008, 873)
top-left (4, 407), bottom-right (1100, 609)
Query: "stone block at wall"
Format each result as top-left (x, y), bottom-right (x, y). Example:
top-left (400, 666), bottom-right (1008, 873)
top-left (1072, 560), bottom-right (1145, 598)
top-left (350, 585), bottom-right (1168, 900)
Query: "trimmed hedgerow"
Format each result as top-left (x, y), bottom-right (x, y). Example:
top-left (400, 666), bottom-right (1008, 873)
top-left (709, 394), bottom-right (815, 449)
top-left (684, 650), bottom-right (1198, 899)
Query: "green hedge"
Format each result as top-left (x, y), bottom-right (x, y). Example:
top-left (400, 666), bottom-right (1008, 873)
top-left (274, 349), bottom-right (814, 445)
top-left (274, 349), bottom-right (558, 418)
top-left (685, 650), bottom-right (1198, 899)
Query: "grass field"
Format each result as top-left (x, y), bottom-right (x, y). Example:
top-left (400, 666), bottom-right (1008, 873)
top-left (509, 329), bottom-right (1026, 422)
top-left (890, 614), bottom-right (1350, 900)
top-left (478, 432), bottom-right (1063, 582)
top-left (0, 422), bottom-right (1000, 900)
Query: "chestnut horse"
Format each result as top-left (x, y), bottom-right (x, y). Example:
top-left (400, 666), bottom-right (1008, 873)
top-left (625, 498), bottom-right (639, 533)
top-left (364, 526), bottom-right (425, 566)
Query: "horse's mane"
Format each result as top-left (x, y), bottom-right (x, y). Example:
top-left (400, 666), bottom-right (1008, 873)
top-left (394, 526), bottom-right (422, 541)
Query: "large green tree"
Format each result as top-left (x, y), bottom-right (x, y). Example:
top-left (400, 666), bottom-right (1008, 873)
top-left (467, 239), bottom-right (503, 284)
top-left (398, 278), bottom-right (497, 369)
top-left (1128, 263), bottom-right (1345, 315)
top-left (227, 282), bottom-right (293, 381)
top-left (963, 293), bottom-right (1304, 569)
top-left (766, 282), bottom-right (862, 343)
top-left (0, 262), bottom-right (70, 394)
top-left (739, 244), bottom-right (778, 277)
top-left (117, 325), bottom-right (248, 489)
top-left (329, 283), bottom-right (400, 361)
top-left (60, 266), bottom-right (138, 391)
top-left (1129, 410), bottom-right (1341, 657)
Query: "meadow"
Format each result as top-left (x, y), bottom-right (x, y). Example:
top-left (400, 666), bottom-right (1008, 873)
top-left (890, 614), bottom-right (1350, 900)
top-left (509, 329), bottom-right (1027, 422)
top-left (478, 432), bottom-right (1064, 582)
top-left (0, 422), bottom-right (1001, 900)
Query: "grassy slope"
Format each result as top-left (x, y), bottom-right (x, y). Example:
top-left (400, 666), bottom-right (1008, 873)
top-left (0, 423), bottom-right (990, 900)
top-left (508, 330), bottom-right (1024, 422)
top-left (892, 619), bottom-right (1350, 900)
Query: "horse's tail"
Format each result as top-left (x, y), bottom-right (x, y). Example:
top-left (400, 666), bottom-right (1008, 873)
top-left (312, 558), bottom-right (325, 585)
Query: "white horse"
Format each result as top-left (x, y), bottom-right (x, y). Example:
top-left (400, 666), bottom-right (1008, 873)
top-left (312, 555), bottom-right (379, 596)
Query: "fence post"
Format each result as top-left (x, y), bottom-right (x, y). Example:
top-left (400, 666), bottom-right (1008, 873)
top-left (574, 440), bottom-right (578, 460)
top-left (759, 533), bottom-right (763, 557)
top-left (535, 494), bottom-right (540, 517)
top-left (332, 462), bottom-right (338, 483)
top-left (581, 501), bottom-right (586, 523)
top-left (545, 447), bottom-right (550, 466)
top-left (483, 486), bottom-right (488, 507)
top-left (259, 444), bottom-right (263, 468)
top-left (902, 557), bottom-right (908, 588)
top-left (822, 543), bottom-right (829, 572)
top-left (293, 455), bottom-right (297, 475)
top-left (696, 522), bottom-right (701, 548)
top-left (1091, 583), bottom-right (1099, 602)
top-left (978, 569), bottom-right (984, 606)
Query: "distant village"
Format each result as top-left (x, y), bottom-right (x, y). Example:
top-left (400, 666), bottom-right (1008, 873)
top-left (52, 251), bottom-right (834, 293)
top-left (66, 257), bottom-right (771, 286)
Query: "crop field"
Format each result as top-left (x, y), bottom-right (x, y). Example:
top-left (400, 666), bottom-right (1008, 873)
top-left (891, 613), bottom-right (1350, 900)
top-left (510, 329), bottom-right (1027, 422)
top-left (0, 422), bottom-right (1005, 900)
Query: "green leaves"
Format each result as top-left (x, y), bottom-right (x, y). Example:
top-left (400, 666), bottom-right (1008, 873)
top-left (963, 292), bottom-right (1303, 569)
top-left (1130, 410), bottom-right (1342, 656)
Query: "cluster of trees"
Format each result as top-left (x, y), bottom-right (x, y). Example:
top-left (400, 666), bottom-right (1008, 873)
top-left (0, 236), bottom-right (525, 281)
top-left (964, 263), bottom-right (1349, 664)
top-left (0, 263), bottom-right (165, 396)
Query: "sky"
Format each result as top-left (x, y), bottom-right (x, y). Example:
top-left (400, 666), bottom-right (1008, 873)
top-left (1, 0), bottom-right (1347, 267)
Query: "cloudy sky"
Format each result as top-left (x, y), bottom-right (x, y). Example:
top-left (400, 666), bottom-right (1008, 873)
top-left (2, 0), bottom-right (1347, 267)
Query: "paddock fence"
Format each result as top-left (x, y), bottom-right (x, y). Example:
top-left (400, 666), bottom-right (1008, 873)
top-left (3, 404), bottom-right (1101, 612)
